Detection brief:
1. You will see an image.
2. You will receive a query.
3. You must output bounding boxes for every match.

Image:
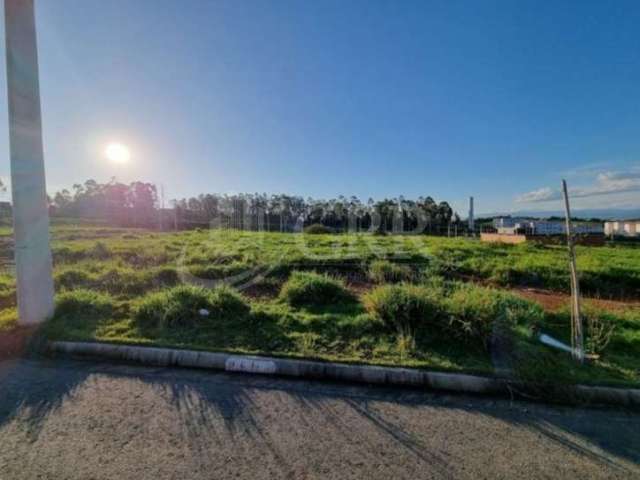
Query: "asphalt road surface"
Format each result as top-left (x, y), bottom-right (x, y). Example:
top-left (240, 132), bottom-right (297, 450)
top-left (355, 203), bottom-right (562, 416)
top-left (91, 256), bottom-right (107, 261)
top-left (0, 358), bottom-right (638, 479)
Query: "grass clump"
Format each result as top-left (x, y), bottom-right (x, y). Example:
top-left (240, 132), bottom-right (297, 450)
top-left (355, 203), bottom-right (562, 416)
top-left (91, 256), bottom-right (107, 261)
top-left (364, 284), bottom-right (441, 337)
top-left (153, 266), bottom-right (180, 286)
top-left (49, 289), bottom-right (115, 335)
top-left (89, 241), bottom-right (112, 260)
top-left (0, 308), bottom-right (18, 332)
top-left (55, 268), bottom-right (93, 290)
top-left (443, 283), bottom-right (544, 350)
top-left (368, 260), bottom-right (414, 284)
top-left (54, 289), bottom-right (114, 321)
top-left (303, 223), bottom-right (333, 234)
top-left (98, 268), bottom-right (155, 295)
top-left (279, 271), bottom-right (353, 308)
top-left (134, 284), bottom-right (250, 331)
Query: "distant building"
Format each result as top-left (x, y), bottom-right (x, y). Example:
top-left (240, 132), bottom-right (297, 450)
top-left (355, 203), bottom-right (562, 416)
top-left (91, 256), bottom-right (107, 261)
top-left (492, 216), bottom-right (603, 235)
top-left (604, 219), bottom-right (640, 237)
top-left (493, 216), bottom-right (526, 229)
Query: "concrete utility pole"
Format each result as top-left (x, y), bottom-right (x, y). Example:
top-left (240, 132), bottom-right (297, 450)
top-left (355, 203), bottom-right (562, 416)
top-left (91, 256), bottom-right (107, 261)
top-left (4, 0), bottom-right (55, 325)
top-left (468, 196), bottom-right (475, 233)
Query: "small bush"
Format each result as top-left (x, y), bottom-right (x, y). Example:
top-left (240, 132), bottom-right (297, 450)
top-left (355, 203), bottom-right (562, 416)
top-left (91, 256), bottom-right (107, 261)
top-left (303, 224), bottom-right (333, 234)
top-left (279, 271), bottom-right (353, 308)
top-left (368, 260), bottom-right (414, 284)
top-left (554, 304), bottom-right (618, 356)
top-left (134, 285), bottom-right (250, 331)
top-left (364, 284), bottom-right (441, 336)
top-left (443, 283), bottom-right (544, 350)
top-left (53, 289), bottom-right (114, 329)
top-left (585, 311), bottom-right (616, 355)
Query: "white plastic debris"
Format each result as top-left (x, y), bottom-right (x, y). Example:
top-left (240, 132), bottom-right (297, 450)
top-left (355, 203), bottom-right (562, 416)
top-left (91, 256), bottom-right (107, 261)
top-left (538, 333), bottom-right (573, 353)
top-left (198, 308), bottom-right (210, 317)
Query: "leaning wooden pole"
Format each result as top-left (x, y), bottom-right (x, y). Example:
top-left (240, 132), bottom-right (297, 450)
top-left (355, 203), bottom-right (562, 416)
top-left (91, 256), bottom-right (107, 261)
top-left (562, 179), bottom-right (584, 363)
top-left (4, 0), bottom-right (55, 325)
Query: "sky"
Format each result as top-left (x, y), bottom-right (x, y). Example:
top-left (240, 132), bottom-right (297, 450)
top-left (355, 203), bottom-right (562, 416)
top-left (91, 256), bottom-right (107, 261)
top-left (1, 0), bottom-right (639, 215)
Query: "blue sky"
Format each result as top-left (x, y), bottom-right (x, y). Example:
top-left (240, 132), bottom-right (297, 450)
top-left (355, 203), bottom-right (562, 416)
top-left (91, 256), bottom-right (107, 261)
top-left (1, 0), bottom-right (639, 214)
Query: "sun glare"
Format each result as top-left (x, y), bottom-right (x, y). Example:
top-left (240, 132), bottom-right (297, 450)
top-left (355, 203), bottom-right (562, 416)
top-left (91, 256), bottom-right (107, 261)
top-left (105, 142), bottom-right (131, 164)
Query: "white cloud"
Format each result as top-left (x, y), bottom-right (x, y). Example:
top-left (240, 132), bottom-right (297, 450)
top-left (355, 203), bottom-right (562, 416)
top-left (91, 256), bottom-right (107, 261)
top-left (516, 187), bottom-right (561, 203)
top-left (597, 170), bottom-right (640, 182)
top-left (517, 166), bottom-right (640, 204)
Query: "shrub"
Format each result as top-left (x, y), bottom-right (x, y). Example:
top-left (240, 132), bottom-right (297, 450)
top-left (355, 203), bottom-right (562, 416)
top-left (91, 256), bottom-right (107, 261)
top-left (363, 284), bottom-right (441, 336)
top-left (134, 285), bottom-right (250, 331)
top-left (553, 304), bottom-right (617, 356)
top-left (303, 223), bottom-right (333, 234)
top-left (279, 271), bottom-right (353, 308)
top-left (52, 289), bottom-right (114, 329)
top-left (585, 311), bottom-right (616, 355)
top-left (443, 283), bottom-right (544, 350)
top-left (368, 260), bottom-right (414, 284)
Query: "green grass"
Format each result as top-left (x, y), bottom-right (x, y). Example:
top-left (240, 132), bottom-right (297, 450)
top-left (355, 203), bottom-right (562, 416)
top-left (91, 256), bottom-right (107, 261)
top-left (279, 271), bottom-right (354, 308)
top-left (363, 283), bottom-right (441, 335)
top-left (0, 223), bottom-right (638, 387)
top-left (135, 284), bottom-right (250, 331)
top-left (368, 259), bottom-right (415, 284)
top-left (38, 226), bottom-right (640, 300)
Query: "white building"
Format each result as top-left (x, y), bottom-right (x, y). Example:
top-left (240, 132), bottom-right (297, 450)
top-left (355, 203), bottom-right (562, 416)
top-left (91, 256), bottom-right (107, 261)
top-left (493, 216), bottom-right (603, 235)
top-left (605, 219), bottom-right (640, 237)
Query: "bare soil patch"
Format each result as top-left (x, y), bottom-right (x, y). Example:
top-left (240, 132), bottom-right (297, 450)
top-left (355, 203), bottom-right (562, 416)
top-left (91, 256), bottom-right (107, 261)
top-left (511, 287), bottom-right (640, 313)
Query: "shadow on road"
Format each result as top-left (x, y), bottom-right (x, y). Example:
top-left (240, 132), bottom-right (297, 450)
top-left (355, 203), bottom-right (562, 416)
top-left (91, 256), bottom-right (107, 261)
top-left (0, 357), bottom-right (638, 475)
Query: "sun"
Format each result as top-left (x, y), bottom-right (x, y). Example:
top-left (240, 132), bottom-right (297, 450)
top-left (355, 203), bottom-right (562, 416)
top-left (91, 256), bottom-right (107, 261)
top-left (105, 142), bottom-right (131, 164)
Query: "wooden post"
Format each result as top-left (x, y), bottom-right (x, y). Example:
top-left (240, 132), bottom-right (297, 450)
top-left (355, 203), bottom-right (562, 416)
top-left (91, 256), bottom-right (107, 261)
top-left (562, 180), bottom-right (584, 363)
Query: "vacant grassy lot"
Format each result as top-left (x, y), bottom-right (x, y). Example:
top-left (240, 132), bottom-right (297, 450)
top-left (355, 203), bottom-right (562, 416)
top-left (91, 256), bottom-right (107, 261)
top-left (1, 224), bottom-right (639, 387)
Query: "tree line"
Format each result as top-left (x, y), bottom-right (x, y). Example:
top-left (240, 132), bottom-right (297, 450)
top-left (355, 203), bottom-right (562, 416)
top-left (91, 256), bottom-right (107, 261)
top-left (49, 179), bottom-right (462, 234)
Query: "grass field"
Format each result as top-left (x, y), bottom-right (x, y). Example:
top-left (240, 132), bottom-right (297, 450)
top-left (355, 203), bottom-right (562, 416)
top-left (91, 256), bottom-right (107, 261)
top-left (1, 224), bottom-right (639, 387)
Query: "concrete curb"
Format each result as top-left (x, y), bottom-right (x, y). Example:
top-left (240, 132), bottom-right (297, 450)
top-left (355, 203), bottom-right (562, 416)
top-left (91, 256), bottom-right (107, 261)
top-left (47, 341), bottom-right (640, 408)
